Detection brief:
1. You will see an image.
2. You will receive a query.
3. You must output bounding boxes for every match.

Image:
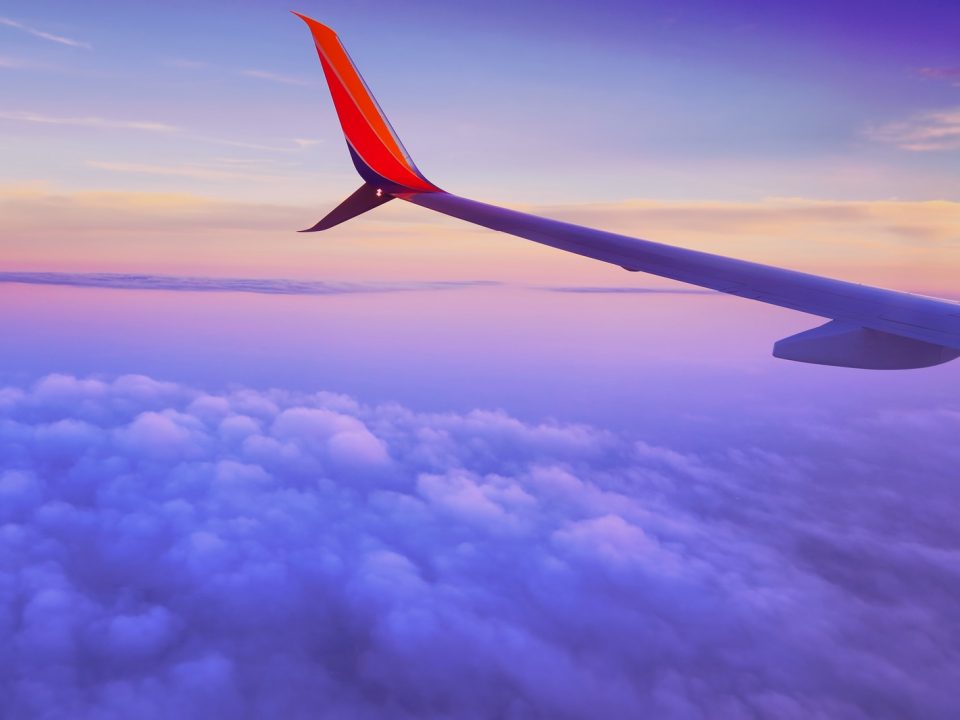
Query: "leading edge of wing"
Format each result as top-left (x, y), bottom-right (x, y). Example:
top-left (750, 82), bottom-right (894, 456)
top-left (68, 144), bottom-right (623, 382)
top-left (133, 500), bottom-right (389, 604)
top-left (401, 191), bottom-right (960, 354)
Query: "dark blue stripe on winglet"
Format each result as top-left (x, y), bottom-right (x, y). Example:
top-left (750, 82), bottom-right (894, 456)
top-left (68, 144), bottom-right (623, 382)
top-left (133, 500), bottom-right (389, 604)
top-left (347, 143), bottom-right (411, 194)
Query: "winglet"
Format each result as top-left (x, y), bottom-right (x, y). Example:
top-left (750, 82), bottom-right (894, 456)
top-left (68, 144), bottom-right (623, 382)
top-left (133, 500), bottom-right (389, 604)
top-left (299, 182), bottom-right (393, 232)
top-left (293, 12), bottom-right (440, 194)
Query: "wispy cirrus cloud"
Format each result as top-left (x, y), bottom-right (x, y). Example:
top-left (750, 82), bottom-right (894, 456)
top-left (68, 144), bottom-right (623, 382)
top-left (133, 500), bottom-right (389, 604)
top-left (867, 108), bottom-right (960, 151)
top-left (918, 67), bottom-right (960, 85)
top-left (164, 56), bottom-right (314, 87)
top-left (87, 161), bottom-right (289, 184)
top-left (0, 108), bottom-right (320, 158)
top-left (0, 56), bottom-right (43, 70)
top-left (196, 136), bottom-right (318, 153)
top-left (0, 111), bottom-right (178, 133)
top-left (0, 110), bottom-right (318, 154)
top-left (241, 68), bottom-right (314, 86)
top-left (0, 16), bottom-right (90, 49)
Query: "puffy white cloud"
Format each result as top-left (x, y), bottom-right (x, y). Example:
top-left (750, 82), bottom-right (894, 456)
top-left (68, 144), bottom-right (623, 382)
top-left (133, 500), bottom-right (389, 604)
top-left (0, 374), bottom-right (958, 719)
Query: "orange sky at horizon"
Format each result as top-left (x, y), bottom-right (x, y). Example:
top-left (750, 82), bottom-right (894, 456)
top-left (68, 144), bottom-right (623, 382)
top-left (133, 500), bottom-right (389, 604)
top-left (2, 185), bottom-right (958, 298)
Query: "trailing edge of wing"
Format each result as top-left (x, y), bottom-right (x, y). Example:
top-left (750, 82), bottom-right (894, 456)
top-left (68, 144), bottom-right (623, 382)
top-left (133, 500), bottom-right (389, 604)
top-left (294, 12), bottom-right (960, 369)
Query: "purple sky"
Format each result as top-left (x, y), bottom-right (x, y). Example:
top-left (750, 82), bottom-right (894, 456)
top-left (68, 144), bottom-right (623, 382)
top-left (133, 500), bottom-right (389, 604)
top-left (2, 0), bottom-right (960, 203)
top-left (1, 1), bottom-right (959, 717)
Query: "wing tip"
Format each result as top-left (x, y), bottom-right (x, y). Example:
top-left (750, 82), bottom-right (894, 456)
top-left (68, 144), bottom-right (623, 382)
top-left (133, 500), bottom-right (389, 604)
top-left (290, 11), bottom-right (336, 38)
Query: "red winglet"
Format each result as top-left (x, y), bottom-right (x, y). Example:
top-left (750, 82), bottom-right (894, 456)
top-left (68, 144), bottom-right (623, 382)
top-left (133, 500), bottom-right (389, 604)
top-left (293, 12), bottom-right (439, 193)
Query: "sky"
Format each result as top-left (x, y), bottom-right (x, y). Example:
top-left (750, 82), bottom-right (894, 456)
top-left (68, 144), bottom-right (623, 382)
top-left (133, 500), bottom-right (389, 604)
top-left (1, 0), bottom-right (960, 718)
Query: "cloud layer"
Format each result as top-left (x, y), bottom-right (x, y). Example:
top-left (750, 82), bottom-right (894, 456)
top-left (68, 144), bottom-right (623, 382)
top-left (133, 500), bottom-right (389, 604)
top-left (0, 271), bottom-right (717, 299)
top-left (1, 374), bottom-right (959, 718)
top-left (0, 272), bottom-right (497, 296)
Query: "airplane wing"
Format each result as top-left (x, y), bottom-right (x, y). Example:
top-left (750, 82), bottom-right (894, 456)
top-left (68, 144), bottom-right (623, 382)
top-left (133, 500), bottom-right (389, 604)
top-left (293, 12), bottom-right (960, 369)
